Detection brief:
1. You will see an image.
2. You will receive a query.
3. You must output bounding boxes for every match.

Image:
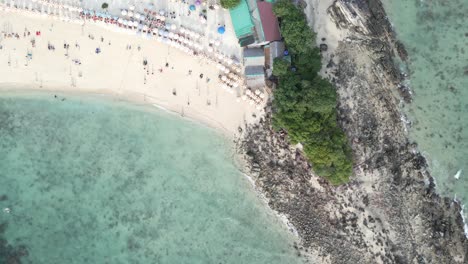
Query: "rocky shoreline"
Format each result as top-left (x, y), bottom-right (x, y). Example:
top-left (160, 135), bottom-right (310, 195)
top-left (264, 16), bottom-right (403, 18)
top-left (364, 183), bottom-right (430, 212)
top-left (238, 0), bottom-right (468, 263)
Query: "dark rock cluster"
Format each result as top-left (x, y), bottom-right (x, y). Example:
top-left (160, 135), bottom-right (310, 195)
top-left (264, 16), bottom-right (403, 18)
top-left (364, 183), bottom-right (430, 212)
top-left (0, 222), bottom-right (29, 264)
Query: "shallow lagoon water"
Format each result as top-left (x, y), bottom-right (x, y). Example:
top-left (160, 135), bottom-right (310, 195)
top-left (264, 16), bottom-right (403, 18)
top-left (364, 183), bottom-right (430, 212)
top-left (0, 93), bottom-right (306, 263)
top-left (382, 0), bottom-right (468, 217)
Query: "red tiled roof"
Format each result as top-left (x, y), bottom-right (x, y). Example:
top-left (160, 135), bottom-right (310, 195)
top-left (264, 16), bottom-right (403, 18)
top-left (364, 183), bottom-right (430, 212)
top-left (257, 1), bottom-right (281, 42)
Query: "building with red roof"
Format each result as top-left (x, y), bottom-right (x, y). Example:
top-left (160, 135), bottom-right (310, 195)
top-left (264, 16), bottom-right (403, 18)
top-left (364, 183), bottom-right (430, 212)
top-left (257, 1), bottom-right (281, 42)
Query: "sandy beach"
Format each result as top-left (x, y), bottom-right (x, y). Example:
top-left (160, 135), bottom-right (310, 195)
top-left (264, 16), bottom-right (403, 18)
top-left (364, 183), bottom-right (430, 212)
top-left (0, 10), bottom-right (263, 137)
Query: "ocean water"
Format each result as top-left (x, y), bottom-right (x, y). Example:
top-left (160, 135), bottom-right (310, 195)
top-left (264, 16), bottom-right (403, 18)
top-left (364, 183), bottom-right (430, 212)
top-left (382, 0), bottom-right (467, 216)
top-left (0, 93), bottom-right (307, 264)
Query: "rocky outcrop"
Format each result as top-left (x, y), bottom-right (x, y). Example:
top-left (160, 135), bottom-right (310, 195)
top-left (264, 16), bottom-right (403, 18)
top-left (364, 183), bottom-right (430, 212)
top-left (239, 0), bottom-right (468, 263)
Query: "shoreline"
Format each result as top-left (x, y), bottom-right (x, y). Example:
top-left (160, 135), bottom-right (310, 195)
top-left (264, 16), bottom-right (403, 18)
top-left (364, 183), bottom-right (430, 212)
top-left (0, 86), bottom-right (235, 138)
top-left (0, 10), bottom-right (264, 139)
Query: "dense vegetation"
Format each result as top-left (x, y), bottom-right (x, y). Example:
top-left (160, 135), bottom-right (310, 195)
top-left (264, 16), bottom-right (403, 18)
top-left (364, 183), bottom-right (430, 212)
top-left (101, 2), bottom-right (108, 9)
top-left (221, 0), bottom-right (241, 9)
top-left (272, 0), bottom-right (352, 185)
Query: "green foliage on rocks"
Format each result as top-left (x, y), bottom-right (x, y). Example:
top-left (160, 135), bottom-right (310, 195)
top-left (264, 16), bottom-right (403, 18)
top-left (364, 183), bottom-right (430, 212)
top-left (272, 0), bottom-right (352, 185)
top-left (221, 0), bottom-right (241, 9)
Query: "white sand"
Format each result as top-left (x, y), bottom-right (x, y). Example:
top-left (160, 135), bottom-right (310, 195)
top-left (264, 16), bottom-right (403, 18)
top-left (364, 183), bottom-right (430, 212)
top-left (0, 10), bottom-right (263, 137)
top-left (304, 0), bottom-right (349, 79)
top-left (304, 0), bottom-right (348, 53)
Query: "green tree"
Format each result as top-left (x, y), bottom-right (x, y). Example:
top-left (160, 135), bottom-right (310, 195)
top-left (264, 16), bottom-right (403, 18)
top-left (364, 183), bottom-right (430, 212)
top-left (272, 58), bottom-right (290, 76)
top-left (272, 0), bottom-right (302, 19)
top-left (101, 2), bottom-right (108, 9)
top-left (271, 0), bottom-right (353, 185)
top-left (220, 0), bottom-right (241, 9)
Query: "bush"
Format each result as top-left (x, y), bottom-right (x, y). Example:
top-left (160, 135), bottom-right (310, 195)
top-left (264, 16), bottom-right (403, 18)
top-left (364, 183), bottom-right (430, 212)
top-left (220, 0), bottom-right (241, 9)
top-left (272, 0), bottom-right (352, 185)
top-left (101, 3), bottom-right (108, 9)
top-left (272, 58), bottom-right (290, 76)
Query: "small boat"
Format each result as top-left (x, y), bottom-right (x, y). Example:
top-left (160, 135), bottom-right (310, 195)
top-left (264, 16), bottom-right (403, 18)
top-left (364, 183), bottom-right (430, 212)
top-left (454, 169), bottom-right (462, 180)
top-left (3, 207), bottom-right (10, 213)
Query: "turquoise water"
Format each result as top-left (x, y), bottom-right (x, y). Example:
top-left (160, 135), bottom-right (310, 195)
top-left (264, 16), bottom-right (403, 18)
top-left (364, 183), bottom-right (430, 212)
top-left (0, 93), bottom-right (306, 264)
top-left (382, 0), bottom-right (467, 216)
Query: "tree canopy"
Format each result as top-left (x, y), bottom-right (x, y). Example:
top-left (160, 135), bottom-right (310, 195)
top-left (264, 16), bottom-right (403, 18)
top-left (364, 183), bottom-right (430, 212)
top-left (220, 0), bottom-right (241, 9)
top-left (272, 0), bottom-right (352, 185)
top-left (101, 2), bottom-right (108, 9)
top-left (272, 58), bottom-right (290, 77)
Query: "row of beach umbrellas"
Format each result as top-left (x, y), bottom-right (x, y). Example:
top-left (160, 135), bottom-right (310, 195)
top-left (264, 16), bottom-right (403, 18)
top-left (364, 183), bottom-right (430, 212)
top-left (80, 6), bottom-right (248, 97)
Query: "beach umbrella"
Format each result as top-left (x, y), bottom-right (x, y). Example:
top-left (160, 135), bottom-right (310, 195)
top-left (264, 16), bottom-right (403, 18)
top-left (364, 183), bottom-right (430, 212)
top-left (180, 28), bottom-right (186, 34)
top-left (153, 28), bottom-right (159, 33)
top-left (233, 83), bottom-right (239, 88)
top-left (160, 16), bottom-right (165, 21)
top-left (189, 5), bottom-right (196, 11)
top-left (221, 75), bottom-right (227, 81)
top-left (168, 32), bottom-right (174, 38)
top-left (143, 25), bottom-right (148, 31)
top-left (158, 29), bottom-right (164, 35)
top-left (128, 11), bottom-right (133, 17)
top-left (207, 47), bottom-right (213, 52)
top-left (255, 90), bottom-right (260, 95)
top-left (217, 26), bottom-right (225, 34)
top-left (129, 5), bottom-right (135, 11)
top-left (163, 31), bottom-right (169, 37)
top-left (246, 89), bottom-right (252, 95)
top-left (242, 95), bottom-right (247, 101)
top-left (195, 0), bottom-right (201, 5)
top-left (121, 10), bottom-right (127, 16)
top-left (135, 13), bottom-right (141, 19)
top-left (171, 24), bottom-right (177, 31)
top-left (159, 10), bottom-right (165, 15)
top-left (118, 18), bottom-right (123, 23)
top-left (259, 93), bottom-right (265, 99)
